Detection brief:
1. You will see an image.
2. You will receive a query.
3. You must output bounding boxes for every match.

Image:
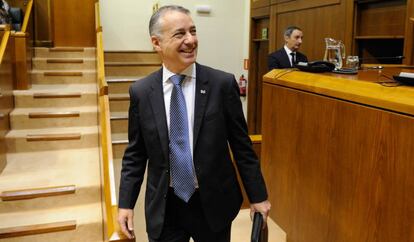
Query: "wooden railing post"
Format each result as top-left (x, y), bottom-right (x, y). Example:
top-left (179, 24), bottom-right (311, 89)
top-left (10, 0), bottom-right (34, 90)
top-left (95, 1), bottom-right (134, 241)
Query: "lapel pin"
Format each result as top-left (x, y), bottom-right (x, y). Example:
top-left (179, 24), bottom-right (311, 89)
top-left (200, 89), bottom-right (206, 94)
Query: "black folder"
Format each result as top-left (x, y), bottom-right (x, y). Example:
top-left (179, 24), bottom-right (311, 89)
top-left (251, 212), bottom-right (268, 242)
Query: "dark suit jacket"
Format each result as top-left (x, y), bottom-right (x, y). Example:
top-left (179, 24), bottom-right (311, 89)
top-left (268, 47), bottom-right (308, 70)
top-left (119, 63), bottom-right (268, 239)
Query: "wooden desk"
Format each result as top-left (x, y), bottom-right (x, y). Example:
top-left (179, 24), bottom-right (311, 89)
top-left (261, 69), bottom-right (414, 242)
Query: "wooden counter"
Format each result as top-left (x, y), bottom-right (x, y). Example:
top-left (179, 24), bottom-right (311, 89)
top-left (261, 69), bottom-right (414, 242)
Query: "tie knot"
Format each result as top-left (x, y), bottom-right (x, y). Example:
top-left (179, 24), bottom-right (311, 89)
top-left (170, 74), bottom-right (186, 86)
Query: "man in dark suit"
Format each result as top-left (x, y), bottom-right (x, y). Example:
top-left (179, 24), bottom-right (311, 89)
top-left (268, 26), bottom-right (308, 70)
top-left (118, 5), bottom-right (270, 242)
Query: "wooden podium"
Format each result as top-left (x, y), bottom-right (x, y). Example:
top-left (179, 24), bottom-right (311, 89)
top-left (261, 68), bottom-right (414, 242)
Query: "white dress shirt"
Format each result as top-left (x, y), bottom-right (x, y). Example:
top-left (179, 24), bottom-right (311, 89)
top-left (284, 45), bottom-right (295, 67)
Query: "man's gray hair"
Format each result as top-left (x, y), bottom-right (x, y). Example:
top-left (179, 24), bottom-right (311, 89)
top-left (284, 26), bottom-right (302, 37)
top-left (149, 5), bottom-right (191, 37)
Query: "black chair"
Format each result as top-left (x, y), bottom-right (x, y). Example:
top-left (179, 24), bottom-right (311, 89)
top-left (9, 7), bottom-right (23, 31)
top-left (251, 212), bottom-right (268, 242)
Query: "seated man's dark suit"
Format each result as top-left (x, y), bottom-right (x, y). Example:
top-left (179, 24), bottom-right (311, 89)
top-left (119, 63), bottom-right (268, 239)
top-left (268, 47), bottom-right (308, 70)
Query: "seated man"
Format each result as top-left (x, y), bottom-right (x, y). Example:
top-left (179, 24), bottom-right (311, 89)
top-left (0, 0), bottom-right (11, 24)
top-left (268, 26), bottom-right (308, 70)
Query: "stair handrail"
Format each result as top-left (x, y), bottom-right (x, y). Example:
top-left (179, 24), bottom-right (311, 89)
top-left (20, 0), bottom-right (33, 33)
top-left (95, 1), bottom-right (133, 241)
top-left (96, 1), bottom-right (107, 96)
top-left (0, 25), bottom-right (11, 65)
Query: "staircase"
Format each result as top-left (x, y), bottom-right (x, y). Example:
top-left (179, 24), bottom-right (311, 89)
top-left (104, 50), bottom-right (162, 241)
top-left (0, 47), bottom-right (103, 241)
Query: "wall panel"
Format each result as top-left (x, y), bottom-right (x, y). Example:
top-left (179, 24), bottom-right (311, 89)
top-left (0, 33), bottom-right (14, 173)
top-left (272, 0), bottom-right (340, 13)
top-left (51, 0), bottom-right (95, 47)
top-left (269, 0), bottom-right (350, 61)
top-left (261, 80), bottom-right (414, 242)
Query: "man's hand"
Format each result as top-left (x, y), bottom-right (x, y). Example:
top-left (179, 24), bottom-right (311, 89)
top-left (250, 200), bottom-right (271, 228)
top-left (118, 208), bottom-right (135, 239)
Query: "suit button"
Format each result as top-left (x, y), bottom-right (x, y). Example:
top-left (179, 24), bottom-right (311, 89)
top-left (165, 169), bottom-right (169, 174)
top-left (164, 194), bottom-right (167, 199)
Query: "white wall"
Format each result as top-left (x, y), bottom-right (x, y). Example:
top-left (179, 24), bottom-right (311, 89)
top-left (100, 0), bottom-right (250, 79)
top-left (100, 0), bottom-right (155, 50)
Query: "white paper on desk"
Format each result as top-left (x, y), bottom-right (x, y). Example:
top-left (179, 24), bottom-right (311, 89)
top-left (399, 72), bottom-right (414, 78)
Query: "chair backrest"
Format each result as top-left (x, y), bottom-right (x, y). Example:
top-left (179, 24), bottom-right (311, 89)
top-left (9, 7), bottom-right (22, 31)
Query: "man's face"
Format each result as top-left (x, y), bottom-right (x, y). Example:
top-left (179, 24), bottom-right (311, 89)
top-left (285, 29), bottom-right (303, 52)
top-left (151, 11), bottom-right (198, 73)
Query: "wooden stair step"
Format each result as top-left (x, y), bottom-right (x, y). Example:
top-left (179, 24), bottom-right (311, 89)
top-left (105, 61), bottom-right (161, 66)
top-left (50, 47), bottom-right (84, 52)
top-left (110, 112), bottom-right (128, 120)
top-left (106, 77), bottom-right (142, 83)
top-left (112, 133), bottom-right (128, 144)
top-left (0, 220), bottom-right (76, 239)
top-left (104, 50), bottom-right (160, 62)
top-left (46, 59), bottom-right (84, 64)
top-left (112, 139), bottom-right (128, 145)
top-left (33, 92), bottom-right (82, 99)
top-left (28, 111), bottom-right (80, 119)
top-left (109, 93), bottom-right (129, 101)
top-left (44, 71), bottom-right (83, 76)
top-left (35, 47), bottom-right (95, 58)
top-left (6, 127), bottom-right (98, 152)
top-left (26, 133), bottom-right (81, 141)
top-left (1, 185), bottom-right (76, 201)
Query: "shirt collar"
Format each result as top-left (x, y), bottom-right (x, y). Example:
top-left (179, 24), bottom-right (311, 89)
top-left (163, 63), bottom-right (196, 84)
top-left (284, 45), bottom-right (295, 55)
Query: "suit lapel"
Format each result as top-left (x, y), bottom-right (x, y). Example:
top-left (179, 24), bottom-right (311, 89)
top-left (193, 63), bottom-right (209, 148)
top-left (148, 68), bottom-right (169, 163)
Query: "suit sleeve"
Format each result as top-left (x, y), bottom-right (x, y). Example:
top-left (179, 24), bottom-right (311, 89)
top-left (118, 85), bottom-right (148, 209)
top-left (268, 53), bottom-right (280, 70)
top-left (300, 52), bottom-right (308, 63)
top-left (224, 76), bottom-right (268, 203)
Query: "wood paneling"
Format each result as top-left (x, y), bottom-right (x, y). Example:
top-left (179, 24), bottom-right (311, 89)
top-left (404, 1), bottom-right (414, 65)
top-left (0, 30), bottom-right (13, 174)
top-left (248, 13), bottom-right (270, 134)
top-left (273, 0), bottom-right (340, 13)
top-left (34, 0), bottom-right (53, 46)
top-left (263, 69), bottom-right (414, 116)
top-left (11, 34), bottom-right (32, 89)
top-left (271, 0), bottom-right (294, 4)
top-left (261, 71), bottom-right (414, 242)
top-left (251, 6), bottom-right (270, 18)
top-left (251, 0), bottom-right (270, 9)
top-left (51, 0), bottom-right (95, 47)
top-left (356, 1), bottom-right (406, 37)
top-left (272, 3), bottom-right (346, 61)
